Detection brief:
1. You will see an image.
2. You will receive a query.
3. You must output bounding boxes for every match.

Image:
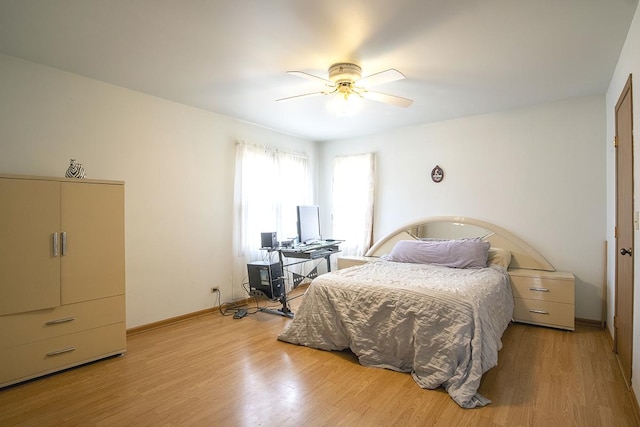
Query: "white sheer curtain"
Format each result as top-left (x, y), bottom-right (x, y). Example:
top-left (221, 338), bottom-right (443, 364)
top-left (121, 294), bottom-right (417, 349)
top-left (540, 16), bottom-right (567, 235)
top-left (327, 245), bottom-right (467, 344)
top-left (331, 153), bottom-right (375, 256)
top-left (232, 141), bottom-right (309, 299)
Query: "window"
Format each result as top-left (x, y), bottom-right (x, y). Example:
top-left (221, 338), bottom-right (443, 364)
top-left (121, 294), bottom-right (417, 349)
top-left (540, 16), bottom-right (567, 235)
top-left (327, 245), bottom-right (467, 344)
top-left (232, 142), bottom-right (310, 298)
top-left (331, 153), bottom-right (375, 256)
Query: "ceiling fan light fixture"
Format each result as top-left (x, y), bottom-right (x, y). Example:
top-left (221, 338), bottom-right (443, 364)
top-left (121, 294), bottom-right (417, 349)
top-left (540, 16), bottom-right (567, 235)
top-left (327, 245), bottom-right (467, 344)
top-left (328, 90), bottom-right (362, 117)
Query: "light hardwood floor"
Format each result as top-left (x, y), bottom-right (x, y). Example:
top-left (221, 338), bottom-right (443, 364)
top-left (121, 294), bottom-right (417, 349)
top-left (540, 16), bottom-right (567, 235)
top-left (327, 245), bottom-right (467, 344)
top-left (1, 291), bottom-right (638, 426)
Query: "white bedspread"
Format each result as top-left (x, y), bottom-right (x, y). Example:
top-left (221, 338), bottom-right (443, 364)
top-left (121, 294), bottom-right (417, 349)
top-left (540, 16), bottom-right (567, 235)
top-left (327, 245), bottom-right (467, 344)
top-left (277, 261), bottom-right (514, 408)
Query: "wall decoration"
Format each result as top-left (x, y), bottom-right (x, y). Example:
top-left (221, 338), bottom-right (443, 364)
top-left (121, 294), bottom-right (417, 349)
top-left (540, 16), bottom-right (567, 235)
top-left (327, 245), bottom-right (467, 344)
top-left (431, 165), bottom-right (444, 183)
top-left (65, 159), bottom-right (86, 179)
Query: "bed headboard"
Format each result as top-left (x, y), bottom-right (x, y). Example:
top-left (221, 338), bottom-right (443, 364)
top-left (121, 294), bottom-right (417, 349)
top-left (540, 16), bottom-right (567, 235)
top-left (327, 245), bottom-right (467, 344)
top-left (365, 216), bottom-right (555, 271)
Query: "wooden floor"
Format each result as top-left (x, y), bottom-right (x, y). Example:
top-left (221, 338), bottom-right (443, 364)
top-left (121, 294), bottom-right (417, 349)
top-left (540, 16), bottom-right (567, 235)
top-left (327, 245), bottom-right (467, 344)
top-left (1, 292), bottom-right (638, 427)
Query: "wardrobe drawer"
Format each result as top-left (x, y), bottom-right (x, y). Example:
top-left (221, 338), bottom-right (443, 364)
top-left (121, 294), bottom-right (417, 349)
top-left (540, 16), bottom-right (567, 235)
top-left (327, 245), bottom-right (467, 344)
top-left (0, 322), bottom-right (126, 388)
top-left (513, 298), bottom-right (575, 330)
top-left (510, 274), bottom-right (574, 304)
top-left (0, 295), bottom-right (125, 347)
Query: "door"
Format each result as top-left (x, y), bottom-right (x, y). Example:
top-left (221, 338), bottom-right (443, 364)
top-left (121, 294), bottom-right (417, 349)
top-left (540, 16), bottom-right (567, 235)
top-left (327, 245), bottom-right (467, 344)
top-left (615, 74), bottom-right (634, 387)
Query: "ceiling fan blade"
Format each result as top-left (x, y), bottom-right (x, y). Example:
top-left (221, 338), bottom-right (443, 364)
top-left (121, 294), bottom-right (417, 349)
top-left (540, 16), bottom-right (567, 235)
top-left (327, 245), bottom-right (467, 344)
top-left (362, 91), bottom-right (413, 108)
top-left (276, 91), bottom-right (325, 102)
top-left (356, 68), bottom-right (405, 87)
top-left (287, 70), bottom-right (335, 86)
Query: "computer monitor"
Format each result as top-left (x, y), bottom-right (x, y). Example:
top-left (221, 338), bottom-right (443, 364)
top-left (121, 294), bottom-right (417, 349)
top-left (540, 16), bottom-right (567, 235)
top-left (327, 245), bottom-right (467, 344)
top-left (296, 205), bottom-right (321, 245)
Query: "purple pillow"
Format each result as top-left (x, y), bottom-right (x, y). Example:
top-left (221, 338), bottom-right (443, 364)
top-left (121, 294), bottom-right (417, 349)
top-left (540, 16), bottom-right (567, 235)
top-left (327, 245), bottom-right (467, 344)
top-left (386, 239), bottom-right (490, 268)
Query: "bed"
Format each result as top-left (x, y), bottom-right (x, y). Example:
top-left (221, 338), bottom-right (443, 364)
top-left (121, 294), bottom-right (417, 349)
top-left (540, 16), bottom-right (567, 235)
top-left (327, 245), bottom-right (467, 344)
top-left (278, 217), bottom-right (556, 408)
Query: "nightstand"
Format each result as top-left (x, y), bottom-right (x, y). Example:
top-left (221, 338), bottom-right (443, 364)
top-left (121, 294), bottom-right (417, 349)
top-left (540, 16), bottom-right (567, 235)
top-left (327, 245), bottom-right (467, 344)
top-left (508, 269), bottom-right (575, 331)
top-left (337, 256), bottom-right (379, 270)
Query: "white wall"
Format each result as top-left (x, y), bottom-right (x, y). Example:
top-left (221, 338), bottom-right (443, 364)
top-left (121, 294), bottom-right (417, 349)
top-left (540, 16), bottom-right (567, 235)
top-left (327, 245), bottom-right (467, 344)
top-left (0, 44), bottom-right (620, 333)
top-left (318, 96), bottom-right (606, 322)
top-left (606, 2), bottom-right (640, 401)
top-left (0, 54), bottom-right (316, 328)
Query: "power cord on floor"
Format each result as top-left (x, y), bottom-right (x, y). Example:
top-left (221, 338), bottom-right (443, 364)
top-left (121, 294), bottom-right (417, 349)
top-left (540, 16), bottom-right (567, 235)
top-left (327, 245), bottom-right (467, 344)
top-left (212, 281), bottom-right (303, 319)
top-left (212, 287), bottom-right (248, 317)
top-left (211, 282), bottom-right (261, 318)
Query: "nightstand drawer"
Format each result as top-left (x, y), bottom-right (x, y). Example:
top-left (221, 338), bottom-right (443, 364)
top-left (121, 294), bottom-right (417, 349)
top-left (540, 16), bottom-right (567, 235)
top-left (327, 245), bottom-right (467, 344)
top-left (508, 269), bottom-right (574, 303)
top-left (510, 275), bottom-right (574, 304)
top-left (513, 298), bottom-right (575, 330)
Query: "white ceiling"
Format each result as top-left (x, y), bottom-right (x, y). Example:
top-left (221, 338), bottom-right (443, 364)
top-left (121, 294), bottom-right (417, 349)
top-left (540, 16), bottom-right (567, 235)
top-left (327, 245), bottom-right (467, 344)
top-left (0, 0), bottom-right (637, 141)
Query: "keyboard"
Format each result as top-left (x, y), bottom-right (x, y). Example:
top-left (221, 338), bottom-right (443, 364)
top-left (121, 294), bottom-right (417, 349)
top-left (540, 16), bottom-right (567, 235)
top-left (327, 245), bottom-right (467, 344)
top-left (308, 250), bottom-right (331, 259)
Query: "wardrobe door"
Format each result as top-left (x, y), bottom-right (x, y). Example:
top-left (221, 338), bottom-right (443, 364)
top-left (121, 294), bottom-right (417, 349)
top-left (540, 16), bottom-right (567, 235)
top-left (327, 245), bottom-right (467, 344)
top-left (0, 178), bottom-right (61, 315)
top-left (60, 181), bottom-right (125, 304)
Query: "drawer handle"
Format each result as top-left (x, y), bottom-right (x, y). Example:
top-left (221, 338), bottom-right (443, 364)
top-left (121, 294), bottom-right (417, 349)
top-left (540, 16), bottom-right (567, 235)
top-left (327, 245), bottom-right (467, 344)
top-left (45, 317), bottom-right (76, 325)
top-left (46, 347), bottom-right (76, 357)
top-left (529, 309), bottom-right (549, 315)
top-left (529, 287), bottom-right (549, 292)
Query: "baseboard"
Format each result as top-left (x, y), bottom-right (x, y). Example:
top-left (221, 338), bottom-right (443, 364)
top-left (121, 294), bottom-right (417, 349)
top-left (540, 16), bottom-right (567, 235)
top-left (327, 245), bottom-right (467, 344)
top-left (604, 323), bottom-right (614, 350)
top-left (126, 307), bottom-right (218, 336)
top-left (575, 317), bottom-right (604, 328)
top-left (126, 298), bottom-right (257, 336)
top-left (126, 284), bottom-right (309, 336)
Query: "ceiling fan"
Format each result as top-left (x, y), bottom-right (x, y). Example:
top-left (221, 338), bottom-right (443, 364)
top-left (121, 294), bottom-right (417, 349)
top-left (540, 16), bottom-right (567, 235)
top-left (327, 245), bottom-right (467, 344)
top-left (277, 62), bottom-right (414, 110)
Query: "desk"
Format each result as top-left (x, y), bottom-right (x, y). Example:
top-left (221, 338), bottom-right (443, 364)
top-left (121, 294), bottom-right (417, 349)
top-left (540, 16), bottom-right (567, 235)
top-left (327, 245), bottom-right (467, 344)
top-left (256, 241), bottom-right (342, 318)
top-left (279, 240), bottom-right (343, 273)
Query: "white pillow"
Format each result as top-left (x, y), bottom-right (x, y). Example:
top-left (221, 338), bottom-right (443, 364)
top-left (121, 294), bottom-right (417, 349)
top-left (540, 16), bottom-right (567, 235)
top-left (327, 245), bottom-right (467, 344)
top-left (487, 247), bottom-right (511, 269)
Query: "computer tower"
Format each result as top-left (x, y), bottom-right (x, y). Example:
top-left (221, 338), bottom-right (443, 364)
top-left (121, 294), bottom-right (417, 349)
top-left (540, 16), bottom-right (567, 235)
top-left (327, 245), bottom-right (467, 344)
top-left (247, 261), bottom-right (284, 300)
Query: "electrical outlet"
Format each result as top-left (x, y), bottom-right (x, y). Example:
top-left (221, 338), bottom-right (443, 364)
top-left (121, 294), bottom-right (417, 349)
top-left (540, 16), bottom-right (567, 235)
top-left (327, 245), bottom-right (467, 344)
top-left (210, 287), bottom-right (219, 293)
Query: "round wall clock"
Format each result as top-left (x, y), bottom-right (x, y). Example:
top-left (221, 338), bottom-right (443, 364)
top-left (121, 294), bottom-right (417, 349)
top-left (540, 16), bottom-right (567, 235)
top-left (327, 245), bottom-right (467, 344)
top-left (431, 165), bottom-right (444, 183)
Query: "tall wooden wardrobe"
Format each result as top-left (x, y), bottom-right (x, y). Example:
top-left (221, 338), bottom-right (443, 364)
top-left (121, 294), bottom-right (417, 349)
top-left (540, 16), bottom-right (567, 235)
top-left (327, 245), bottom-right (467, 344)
top-left (0, 174), bottom-right (126, 387)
